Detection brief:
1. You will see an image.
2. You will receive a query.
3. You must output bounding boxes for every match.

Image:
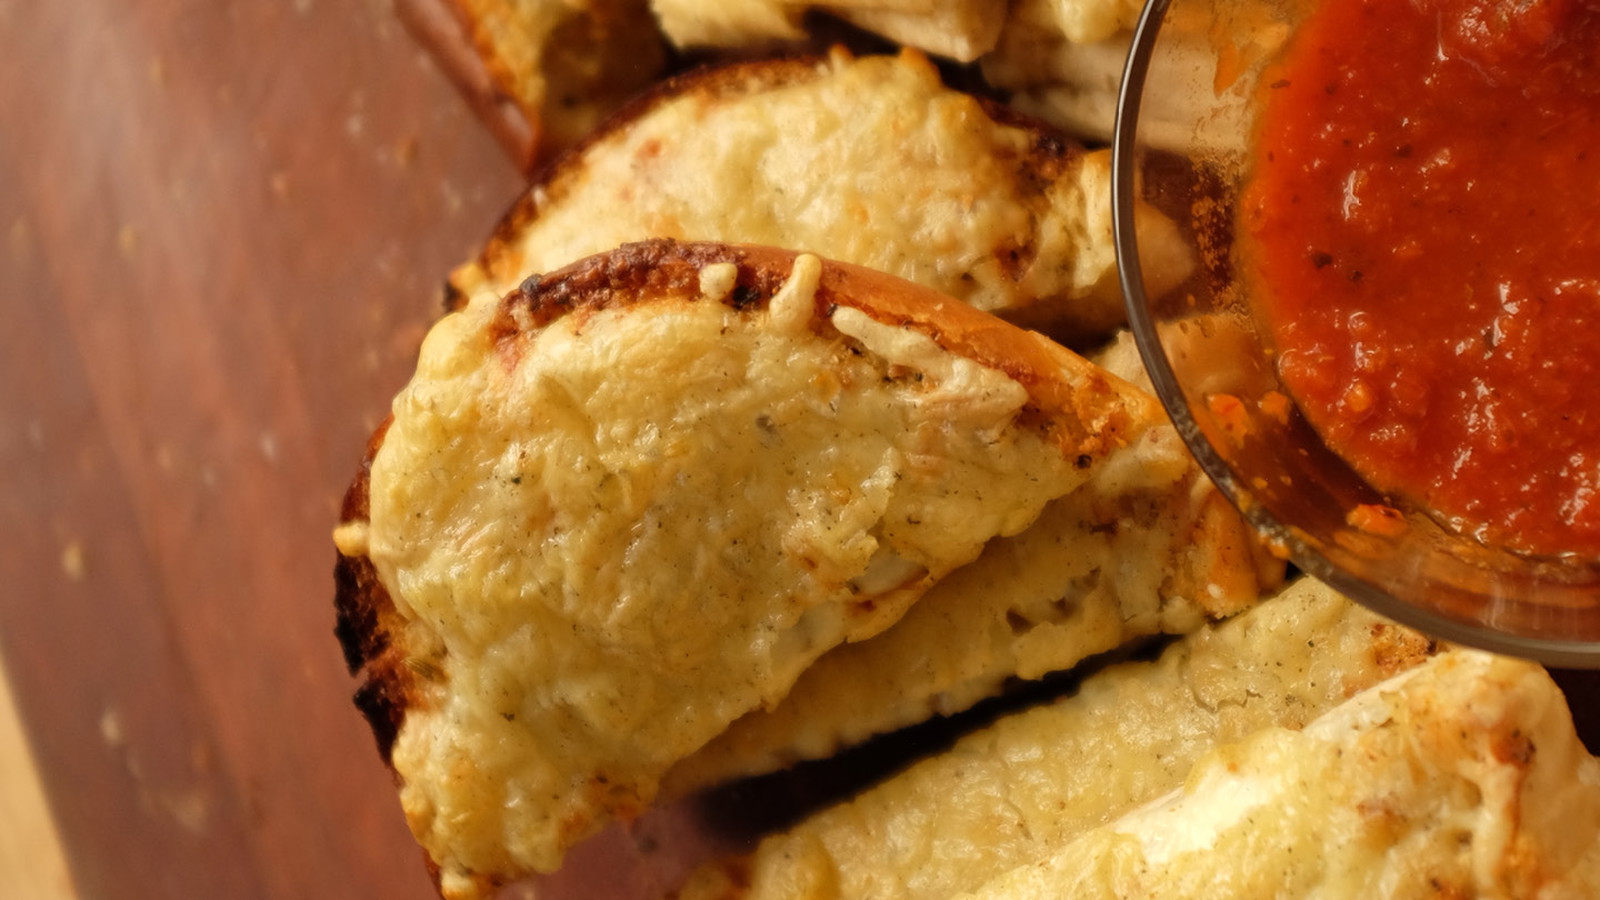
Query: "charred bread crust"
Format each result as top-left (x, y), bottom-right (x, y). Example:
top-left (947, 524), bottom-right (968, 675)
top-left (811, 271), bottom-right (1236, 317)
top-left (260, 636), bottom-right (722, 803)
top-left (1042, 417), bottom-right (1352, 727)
top-left (438, 55), bottom-right (828, 313)
top-left (334, 417), bottom-right (390, 674)
top-left (452, 50), bottom-right (1091, 307)
top-left (334, 556), bottom-right (417, 769)
top-left (332, 551), bottom-right (385, 677)
top-left (333, 416), bottom-right (422, 766)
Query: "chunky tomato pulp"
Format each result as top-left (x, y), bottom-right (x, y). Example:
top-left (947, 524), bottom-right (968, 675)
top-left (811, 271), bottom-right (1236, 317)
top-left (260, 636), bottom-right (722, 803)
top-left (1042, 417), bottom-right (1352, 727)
top-left (1243, 0), bottom-right (1600, 557)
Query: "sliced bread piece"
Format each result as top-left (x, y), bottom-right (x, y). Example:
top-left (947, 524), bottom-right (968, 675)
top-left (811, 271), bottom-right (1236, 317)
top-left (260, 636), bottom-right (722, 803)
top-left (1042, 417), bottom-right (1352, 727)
top-left (673, 577), bottom-right (1437, 900)
top-left (956, 649), bottom-right (1600, 899)
top-left (334, 240), bottom-right (1155, 898)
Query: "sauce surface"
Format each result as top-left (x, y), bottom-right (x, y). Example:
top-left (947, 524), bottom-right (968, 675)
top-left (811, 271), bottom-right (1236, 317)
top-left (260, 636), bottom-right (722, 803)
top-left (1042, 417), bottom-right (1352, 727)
top-left (1243, 0), bottom-right (1600, 557)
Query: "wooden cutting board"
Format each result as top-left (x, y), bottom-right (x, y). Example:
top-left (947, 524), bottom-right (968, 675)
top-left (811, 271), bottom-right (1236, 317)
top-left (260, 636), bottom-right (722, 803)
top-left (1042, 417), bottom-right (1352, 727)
top-left (3, 3), bottom-right (1597, 900)
top-left (0, 1), bottom-right (518, 897)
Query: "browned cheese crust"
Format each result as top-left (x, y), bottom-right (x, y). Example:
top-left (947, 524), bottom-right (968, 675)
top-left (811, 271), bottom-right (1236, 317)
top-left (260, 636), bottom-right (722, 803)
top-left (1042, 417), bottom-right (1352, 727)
top-left (481, 240), bottom-right (1143, 446)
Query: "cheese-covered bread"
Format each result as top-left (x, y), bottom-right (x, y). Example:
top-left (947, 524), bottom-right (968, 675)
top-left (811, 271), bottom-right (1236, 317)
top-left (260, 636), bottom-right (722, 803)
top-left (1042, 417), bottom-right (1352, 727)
top-left (450, 49), bottom-right (1192, 342)
top-left (333, 240), bottom-right (1155, 898)
top-left (664, 419), bottom-right (1281, 795)
top-left (956, 649), bottom-right (1600, 899)
top-left (672, 577), bottom-right (1436, 900)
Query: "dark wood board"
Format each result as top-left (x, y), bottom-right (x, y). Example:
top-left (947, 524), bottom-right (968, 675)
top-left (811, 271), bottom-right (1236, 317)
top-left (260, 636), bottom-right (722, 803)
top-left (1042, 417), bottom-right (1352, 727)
top-left (0, 1), bottom-right (518, 896)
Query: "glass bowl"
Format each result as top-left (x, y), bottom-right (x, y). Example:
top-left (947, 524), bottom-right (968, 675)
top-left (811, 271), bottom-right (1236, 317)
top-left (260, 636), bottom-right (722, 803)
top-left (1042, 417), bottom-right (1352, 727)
top-left (1111, 0), bottom-right (1600, 665)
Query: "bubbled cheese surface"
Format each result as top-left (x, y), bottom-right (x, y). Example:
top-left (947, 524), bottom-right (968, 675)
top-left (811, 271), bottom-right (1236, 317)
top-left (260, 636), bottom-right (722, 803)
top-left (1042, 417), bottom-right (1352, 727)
top-left (363, 257), bottom-right (1097, 893)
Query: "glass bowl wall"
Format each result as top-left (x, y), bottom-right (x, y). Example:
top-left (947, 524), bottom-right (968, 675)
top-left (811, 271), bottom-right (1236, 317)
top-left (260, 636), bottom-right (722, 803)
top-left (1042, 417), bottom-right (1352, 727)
top-left (1112, 0), bottom-right (1600, 665)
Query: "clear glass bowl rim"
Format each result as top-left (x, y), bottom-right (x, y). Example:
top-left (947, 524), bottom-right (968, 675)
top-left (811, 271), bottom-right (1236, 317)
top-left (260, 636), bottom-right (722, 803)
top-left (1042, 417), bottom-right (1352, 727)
top-left (1110, 0), bottom-right (1600, 667)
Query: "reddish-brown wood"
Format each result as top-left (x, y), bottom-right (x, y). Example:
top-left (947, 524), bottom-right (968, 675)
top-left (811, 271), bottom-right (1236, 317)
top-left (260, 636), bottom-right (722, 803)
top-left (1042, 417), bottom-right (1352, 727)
top-left (0, 0), bottom-right (519, 896)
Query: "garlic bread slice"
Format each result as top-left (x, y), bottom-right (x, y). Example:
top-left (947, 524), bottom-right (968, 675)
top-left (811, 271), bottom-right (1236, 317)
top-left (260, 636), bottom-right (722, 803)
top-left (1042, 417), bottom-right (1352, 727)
top-left (335, 240), bottom-right (1154, 898)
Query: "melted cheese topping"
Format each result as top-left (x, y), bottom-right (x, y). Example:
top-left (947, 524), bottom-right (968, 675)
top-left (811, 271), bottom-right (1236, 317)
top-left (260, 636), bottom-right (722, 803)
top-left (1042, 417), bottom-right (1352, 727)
top-left (673, 577), bottom-right (1431, 900)
top-left (958, 651), bottom-right (1600, 899)
top-left (365, 258), bottom-right (1097, 893)
top-left (459, 51), bottom-right (1133, 334)
top-left (665, 421), bottom-right (1277, 796)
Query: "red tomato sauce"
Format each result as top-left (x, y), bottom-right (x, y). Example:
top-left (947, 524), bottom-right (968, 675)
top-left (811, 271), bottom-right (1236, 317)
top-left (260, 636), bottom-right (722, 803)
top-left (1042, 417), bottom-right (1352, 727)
top-left (1242, 0), bottom-right (1600, 557)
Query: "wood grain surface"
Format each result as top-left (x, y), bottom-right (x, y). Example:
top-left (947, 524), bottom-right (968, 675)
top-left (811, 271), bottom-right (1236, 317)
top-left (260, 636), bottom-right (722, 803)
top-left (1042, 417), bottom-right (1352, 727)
top-left (3, 2), bottom-right (1598, 899)
top-left (0, 1), bottom-right (518, 897)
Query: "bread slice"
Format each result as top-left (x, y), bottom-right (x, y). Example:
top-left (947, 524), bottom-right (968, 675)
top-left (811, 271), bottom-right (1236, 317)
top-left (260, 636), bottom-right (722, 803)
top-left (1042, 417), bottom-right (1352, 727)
top-left (956, 649), bottom-right (1600, 899)
top-left (672, 576), bottom-right (1437, 900)
top-left (448, 49), bottom-right (1193, 343)
top-left (333, 240), bottom-right (1157, 898)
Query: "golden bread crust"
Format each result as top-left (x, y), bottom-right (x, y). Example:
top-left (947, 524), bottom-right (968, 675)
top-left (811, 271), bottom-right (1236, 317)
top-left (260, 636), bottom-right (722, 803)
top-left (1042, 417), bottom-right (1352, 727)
top-left (490, 239), bottom-right (1151, 458)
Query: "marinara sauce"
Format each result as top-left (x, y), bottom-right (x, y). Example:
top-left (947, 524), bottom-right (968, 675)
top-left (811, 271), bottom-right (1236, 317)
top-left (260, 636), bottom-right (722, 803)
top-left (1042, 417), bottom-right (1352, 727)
top-left (1243, 0), bottom-right (1600, 557)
